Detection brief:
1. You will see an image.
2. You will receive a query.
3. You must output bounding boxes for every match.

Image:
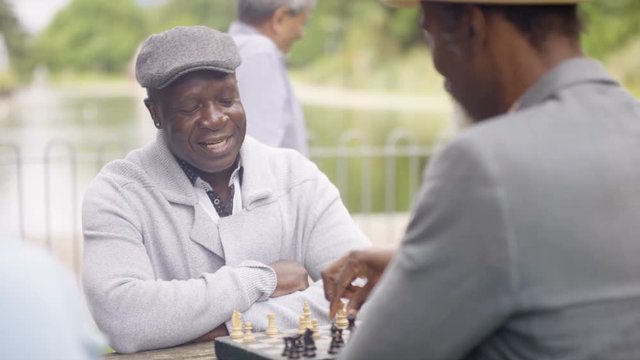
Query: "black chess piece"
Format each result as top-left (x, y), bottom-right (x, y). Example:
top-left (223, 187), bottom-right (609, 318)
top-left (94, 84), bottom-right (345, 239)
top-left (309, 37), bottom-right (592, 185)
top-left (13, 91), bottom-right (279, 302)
top-left (303, 345), bottom-right (316, 357)
top-left (335, 328), bottom-right (344, 346)
top-left (304, 328), bottom-right (317, 351)
top-left (282, 337), bottom-right (292, 357)
top-left (294, 335), bottom-right (304, 351)
top-left (288, 335), bottom-right (303, 359)
top-left (303, 333), bottom-right (317, 359)
top-left (328, 340), bottom-right (339, 355)
top-left (347, 314), bottom-right (356, 332)
top-left (289, 340), bottom-right (301, 360)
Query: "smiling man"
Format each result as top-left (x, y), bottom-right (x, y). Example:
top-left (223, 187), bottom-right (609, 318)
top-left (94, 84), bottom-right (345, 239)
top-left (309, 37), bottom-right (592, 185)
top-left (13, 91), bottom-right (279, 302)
top-left (321, 0), bottom-right (640, 359)
top-left (81, 25), bottom-right (369, 354)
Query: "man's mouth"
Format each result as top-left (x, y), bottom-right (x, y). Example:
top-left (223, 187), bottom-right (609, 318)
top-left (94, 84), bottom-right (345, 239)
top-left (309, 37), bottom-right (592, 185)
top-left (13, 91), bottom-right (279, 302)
top-left (199, 137), bottom-right (229, 151)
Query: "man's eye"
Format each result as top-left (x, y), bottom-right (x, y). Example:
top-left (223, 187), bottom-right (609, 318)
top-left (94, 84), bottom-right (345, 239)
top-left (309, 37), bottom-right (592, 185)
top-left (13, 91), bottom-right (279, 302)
top-left (220, 99), bottom-right (234, 107)
top-left (178, 104), bottom-right (200, 113)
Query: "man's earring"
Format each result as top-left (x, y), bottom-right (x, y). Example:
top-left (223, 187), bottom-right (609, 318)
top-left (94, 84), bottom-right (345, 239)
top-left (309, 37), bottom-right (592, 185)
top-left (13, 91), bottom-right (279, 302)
top-left (154, 121), bottom-right (161, 128)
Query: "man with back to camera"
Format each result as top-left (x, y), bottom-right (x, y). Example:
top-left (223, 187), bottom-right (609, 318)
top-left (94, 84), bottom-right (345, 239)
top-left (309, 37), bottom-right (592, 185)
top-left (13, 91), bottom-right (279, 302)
top-left (229, 0), bottom-right (314, 156)
top-left (321, 0), bottom-right (640, 359)
top-left (82, 25), bottom-right (369, 353)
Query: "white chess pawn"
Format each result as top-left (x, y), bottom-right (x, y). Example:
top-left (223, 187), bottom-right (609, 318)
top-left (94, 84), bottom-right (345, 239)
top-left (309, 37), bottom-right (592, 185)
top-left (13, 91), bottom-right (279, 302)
top-left (243, 321), bottom-right (255, 343)
top-left (266, 313), bottom-right (278, 337)
top-left (336, 307), bottom-right (348, 330)
top-left (303, 301), bottom-right (312, 324)
top-left (298, 314), bottom-right (308, 334)
top-left (311, 318), bottom-right (319, 339)
top-left (230, 310), bottom-right (244, 342)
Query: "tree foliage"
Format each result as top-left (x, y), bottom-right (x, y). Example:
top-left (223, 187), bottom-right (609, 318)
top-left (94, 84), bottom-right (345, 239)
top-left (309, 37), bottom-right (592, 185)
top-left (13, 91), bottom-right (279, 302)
top-left (10, 0), bottom-right (640, 87)
top-left (31, 0), bottom-right (148, 74)
top-left (0, 0), bottom-right (27, 75)
top-left (149, 0), bottom-right (235, 33)
top-left (582, 0), bottom-right (640, 59)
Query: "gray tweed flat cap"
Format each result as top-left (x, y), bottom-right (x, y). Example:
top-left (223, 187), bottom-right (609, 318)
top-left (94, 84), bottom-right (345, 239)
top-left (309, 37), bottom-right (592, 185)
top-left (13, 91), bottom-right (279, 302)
top-left (135, 25), bottom-right (241, 89)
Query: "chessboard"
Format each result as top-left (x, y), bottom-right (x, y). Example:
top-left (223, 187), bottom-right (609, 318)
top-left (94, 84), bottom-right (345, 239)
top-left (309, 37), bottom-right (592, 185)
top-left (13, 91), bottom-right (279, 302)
top-left (214, 324), bottom-right (354, 360)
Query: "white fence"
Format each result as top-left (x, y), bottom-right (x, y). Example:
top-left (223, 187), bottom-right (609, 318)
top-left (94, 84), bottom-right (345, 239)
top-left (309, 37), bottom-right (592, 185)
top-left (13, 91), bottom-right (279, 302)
top-left (0, 130), bottom-right (436, 272)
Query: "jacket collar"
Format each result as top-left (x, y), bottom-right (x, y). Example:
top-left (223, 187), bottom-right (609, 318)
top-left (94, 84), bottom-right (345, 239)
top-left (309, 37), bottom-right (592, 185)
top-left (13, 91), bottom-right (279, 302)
top-left (139, 132), bottom-right (274, 208)
top-left (515, 57), bottom-right (619, 111)
top-left (238, 136), bottom-right (276, 209)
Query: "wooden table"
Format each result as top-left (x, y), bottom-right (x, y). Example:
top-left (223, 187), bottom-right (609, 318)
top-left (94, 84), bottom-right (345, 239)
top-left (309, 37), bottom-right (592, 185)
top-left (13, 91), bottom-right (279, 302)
top-left (104, 341), bottom-right (217, 360)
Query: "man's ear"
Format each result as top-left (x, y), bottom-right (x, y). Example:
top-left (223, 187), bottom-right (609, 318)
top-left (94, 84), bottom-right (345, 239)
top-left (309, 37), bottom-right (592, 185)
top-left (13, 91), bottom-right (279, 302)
top-left (144, 98), bottom-right (161, 129)
top-left (465, 5), bottom-right (488, 54)
top-left (271, 6), bottom-right (290, 35)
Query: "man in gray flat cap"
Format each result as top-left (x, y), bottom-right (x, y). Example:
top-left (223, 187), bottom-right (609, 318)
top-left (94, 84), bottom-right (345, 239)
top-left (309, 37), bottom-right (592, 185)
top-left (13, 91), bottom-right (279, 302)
top-left (322, 0), bottom-right (640, 359)
top-left (229, 0), bottom-right (315, 156)
top-left (81, 25), bottom-right (369, 353)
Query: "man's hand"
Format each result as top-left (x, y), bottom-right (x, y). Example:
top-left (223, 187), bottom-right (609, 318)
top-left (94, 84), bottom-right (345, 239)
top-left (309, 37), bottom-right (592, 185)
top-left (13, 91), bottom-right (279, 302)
top-left (193, 323), bottom-right (229, 342)
top-left (269, 260), bottom-right (310, 297)
top-left (321, 248), bottom-right (395, 319)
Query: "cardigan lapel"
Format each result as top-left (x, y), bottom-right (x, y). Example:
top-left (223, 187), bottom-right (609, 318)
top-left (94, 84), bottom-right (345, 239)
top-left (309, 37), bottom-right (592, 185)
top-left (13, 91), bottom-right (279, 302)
top-left (191, 204), bottom-right (225, 259)
top-left (139, 131), bottom-right (197, 206)
top-left (138, 134), bottom-right (281, 259)
top-left (239, 136), bottom-right (277, 208)
top-left (139, 132), bottom-right (226, 258)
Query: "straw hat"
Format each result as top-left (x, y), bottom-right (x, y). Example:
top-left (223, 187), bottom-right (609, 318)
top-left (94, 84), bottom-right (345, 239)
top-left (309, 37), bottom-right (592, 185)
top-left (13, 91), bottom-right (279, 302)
top-left (381, 0), bottom-right (585, 8)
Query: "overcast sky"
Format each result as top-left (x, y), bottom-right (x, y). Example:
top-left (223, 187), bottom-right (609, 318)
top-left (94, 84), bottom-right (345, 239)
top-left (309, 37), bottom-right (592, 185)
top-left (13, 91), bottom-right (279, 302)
top-left (8, 0), bottom-right (70, 34)
top-left (7, 0), bottom-right (164, 34)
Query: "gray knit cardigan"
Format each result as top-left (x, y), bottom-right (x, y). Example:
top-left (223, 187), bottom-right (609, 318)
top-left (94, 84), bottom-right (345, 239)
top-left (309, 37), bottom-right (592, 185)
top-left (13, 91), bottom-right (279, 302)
top-left (82, 133), bottom-right (370, 353)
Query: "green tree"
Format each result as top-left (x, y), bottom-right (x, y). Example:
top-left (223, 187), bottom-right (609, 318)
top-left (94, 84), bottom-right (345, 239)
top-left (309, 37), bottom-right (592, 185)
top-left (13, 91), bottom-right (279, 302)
top-left (582, 0), bottom-right (640, 59)
top-left (150, 0), bottom-right (235, 33)
top-left (0, 0), bottom-right (28, 76)
top-left (32, 0), bottom-right (148, 74)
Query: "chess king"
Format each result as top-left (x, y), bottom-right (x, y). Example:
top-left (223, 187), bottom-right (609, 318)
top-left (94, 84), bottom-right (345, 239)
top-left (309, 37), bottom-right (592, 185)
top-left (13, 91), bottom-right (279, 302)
top-left (322, 0), bottom-right (640, 359)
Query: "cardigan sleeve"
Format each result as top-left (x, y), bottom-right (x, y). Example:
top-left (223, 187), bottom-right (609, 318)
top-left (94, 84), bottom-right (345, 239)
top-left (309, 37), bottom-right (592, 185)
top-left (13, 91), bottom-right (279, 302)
top-left (300, 168), bottom-right (372, 280)
top-left (234, 157), bottom-right (372, 332)
top-left (82, 174), bottom-right (276, 354)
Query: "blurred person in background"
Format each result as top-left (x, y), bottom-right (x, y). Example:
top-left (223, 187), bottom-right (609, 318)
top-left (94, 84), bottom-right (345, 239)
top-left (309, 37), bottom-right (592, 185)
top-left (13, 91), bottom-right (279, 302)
top-left (229, 0), bottom-right (315, 156)
top-left (0, 236), bottom-right (105, 360)
top-left (82, 25), bottom-right (369, 354)
top-left (321, 0), bottom-right (640, 359)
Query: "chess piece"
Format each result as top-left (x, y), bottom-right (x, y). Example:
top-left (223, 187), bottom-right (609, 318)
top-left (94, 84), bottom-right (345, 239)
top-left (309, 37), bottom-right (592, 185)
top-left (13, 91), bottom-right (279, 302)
top-left (303, 335), bottom-right (316, 358)
top-left (289, 335), bottom-right (302, 359)
top-left (328, 333), bottom-right (340, 355)
top-left (336, 328), bottom-right (344, 346)
top-left (347, 314), bottom-right (356, 331)
top-left (295, 335), bottom-right (304, 351)
top-left (311, 318), bottom-right (319, 339)
top-left (330, 325), bottom-right (344, 347)
top-left (302, 301), bottom-right (312, 325)
top-left (328, 324), bottom-right (344, 355)
top-left (335, 307), bottom-right (348, 330)
top-left (282, 337), bottom-right (292, 357)
top-left (298, 314), bottom-right (308, 334)
top-left (303, 329), bottom-right (316, 351)
top-left (230, 310), bottom-right (244, 342)
top-left (243, 321), bottom-right (255, 343)
top-left (266, 312), bottom-right (278, 337)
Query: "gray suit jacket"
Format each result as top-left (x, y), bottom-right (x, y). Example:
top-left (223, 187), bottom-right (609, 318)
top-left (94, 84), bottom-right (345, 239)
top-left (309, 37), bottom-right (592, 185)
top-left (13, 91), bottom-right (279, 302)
top-left (341, 59), bottom-right (640, 360)
top-left (82, 135), bottom-right (369, 353)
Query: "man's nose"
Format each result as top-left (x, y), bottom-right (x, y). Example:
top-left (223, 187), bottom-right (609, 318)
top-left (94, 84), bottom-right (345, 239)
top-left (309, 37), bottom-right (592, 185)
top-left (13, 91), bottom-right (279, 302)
top-left (200, 103), bottom-right (228, 129)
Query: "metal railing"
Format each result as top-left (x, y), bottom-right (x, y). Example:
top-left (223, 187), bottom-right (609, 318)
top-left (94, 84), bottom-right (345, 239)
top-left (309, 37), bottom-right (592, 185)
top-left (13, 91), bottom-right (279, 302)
top-left (0, 130), bottom-right (435, 271)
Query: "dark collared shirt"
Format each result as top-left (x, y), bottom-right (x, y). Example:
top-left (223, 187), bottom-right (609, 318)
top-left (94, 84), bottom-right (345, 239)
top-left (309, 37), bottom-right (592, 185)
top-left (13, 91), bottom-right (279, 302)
top-left (176, 158), bottom-right (242, 218)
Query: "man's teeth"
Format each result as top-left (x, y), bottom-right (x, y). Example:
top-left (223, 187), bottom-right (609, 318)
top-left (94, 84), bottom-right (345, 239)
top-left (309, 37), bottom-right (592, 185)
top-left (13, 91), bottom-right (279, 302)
top-left (203, 138), bottom-right (226, 149)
